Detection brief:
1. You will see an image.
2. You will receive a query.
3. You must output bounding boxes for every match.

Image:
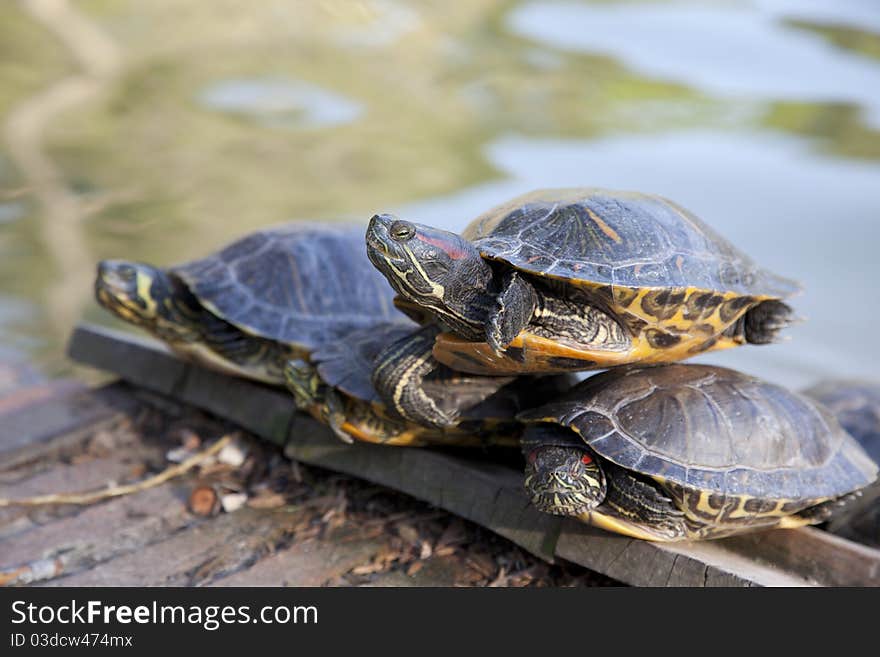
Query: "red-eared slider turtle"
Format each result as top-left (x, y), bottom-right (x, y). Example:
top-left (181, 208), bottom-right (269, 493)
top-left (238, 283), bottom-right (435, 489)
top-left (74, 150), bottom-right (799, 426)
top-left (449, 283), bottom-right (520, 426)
top-left (518, 364), bottom-right (878, 541)
top-left (95, 223), bottom-right (404, 384)
top-left (365, 188), bottom-right (799, 427)
top-left (804, 380), bottom-right (880, 547)
top-left (284, 322), bottom-right (574, 446)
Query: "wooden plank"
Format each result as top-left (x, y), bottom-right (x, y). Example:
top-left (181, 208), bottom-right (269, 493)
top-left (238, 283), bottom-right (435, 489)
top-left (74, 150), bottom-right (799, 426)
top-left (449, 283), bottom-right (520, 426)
top-left (41, 507), bottom-right (312, 587)
top-left (66, 323), bottom-right (880, 586)
top-left (285, 417), bottom-right (562, 562)
top-left (0, 485), bottom-right (195, 586)
top-left (717, 527), bottom-right (880, 587)
top-left (70, 325), bottom-right (561, 561)
top-left (210, 537), bottom-right (387, 587)
top-left (0, 380), bottom-right (135, 471)
top-left (68, 324), bottom-right (295, 445)
top-left (0, 379), bottom-right (83, 416)
top-left (178, 366), bottom-right (294, 446)
top-left (67, 324), bottom-right (187, 397)
top-left (554, 521), bottom-right (803, 587)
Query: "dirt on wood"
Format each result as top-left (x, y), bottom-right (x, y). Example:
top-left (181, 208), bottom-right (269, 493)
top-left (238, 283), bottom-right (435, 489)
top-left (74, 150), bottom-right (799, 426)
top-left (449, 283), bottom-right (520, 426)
top-left (0, 386), bottom-right (619, 587)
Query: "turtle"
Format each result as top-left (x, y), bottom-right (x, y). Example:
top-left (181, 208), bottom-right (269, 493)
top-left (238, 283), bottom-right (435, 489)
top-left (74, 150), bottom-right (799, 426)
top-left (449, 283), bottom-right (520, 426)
top-left (803, 380), bottom-right (880, 546)
top-left (95, 222), bottom-right (406, 385)
top-left (517, 364), bottom-right (878, 542)
top-left (284, 321), bottom-right (575, 447)
top-left (364, 188), bottom-right (799, 427)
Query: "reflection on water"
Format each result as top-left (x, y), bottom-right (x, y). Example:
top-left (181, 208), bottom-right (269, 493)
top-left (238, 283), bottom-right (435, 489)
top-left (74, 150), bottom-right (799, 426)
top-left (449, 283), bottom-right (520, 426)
top-left (331, 0), bottom-right (420, 48)
top-left (754, 0), bottom-right (880, 33)
top-left (0, 0), bottom-right (879, 389)
top-left (199, 78), bottom-right (364, 129)
top-left (0, 202), bottom-right (24, 225)
top-left (510, 1), bottom-right (880, 128)
top-left (0, 294), bottom-right (41, 366)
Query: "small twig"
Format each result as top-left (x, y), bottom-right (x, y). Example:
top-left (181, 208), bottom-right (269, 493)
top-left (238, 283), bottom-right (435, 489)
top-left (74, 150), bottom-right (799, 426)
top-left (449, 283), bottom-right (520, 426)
top-left (0, 435), bottom-right (234, 507)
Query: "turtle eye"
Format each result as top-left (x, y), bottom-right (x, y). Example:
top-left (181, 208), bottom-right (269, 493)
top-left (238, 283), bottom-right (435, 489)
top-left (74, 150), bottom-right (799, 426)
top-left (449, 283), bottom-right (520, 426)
top-left (390, 220), bottom-right (416, 242)
top-left (118, 264), bottom-right (136, 281)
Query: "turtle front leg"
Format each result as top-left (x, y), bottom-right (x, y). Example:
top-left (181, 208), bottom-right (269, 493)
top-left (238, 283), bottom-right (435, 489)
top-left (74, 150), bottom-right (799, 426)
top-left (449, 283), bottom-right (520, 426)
top-left (325, 389), bottom-right (354, 444)
top-left (486, 270), bottom-right (538, 354)
top-left (371, 324), bottom-right (459, 428)
top-left (600, 464), bottom-right (689, 541)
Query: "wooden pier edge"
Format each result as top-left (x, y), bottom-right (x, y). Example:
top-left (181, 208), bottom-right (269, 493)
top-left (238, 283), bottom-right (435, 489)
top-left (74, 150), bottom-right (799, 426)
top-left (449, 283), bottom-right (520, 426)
top-left (65, 324), bottom-right (880, 587)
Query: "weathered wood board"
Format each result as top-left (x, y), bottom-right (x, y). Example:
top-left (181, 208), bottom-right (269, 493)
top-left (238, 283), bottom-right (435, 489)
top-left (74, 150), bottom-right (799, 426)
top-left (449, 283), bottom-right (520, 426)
top-left (0, 378), bottom-right (516, 587)
top-left (65, 324), bottom-right (880, 586)
top-left (0, 379), bottom-right (137, 471)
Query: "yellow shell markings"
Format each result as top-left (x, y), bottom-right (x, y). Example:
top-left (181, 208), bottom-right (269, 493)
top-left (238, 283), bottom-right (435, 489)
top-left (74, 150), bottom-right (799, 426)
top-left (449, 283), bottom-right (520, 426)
top-left (686, 488), bottom-right (779, 523)
top-left (547, 279), bottom-right (763, 343)
top-left (431, 280), bottom-right (771, 375)
top-left (649, 475), bottom-right (833, 539)
top-left (577, 493), bottom-right (819, 542)
top-left (583, 206), bottom-right (623, 244)
top-left (432, 326), bottom-right (740, 376)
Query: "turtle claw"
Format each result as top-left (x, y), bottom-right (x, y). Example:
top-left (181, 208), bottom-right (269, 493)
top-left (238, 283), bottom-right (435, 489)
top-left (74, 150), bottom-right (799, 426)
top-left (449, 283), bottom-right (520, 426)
top-left (485, 323), bottom-right (509, 357)
top-left (329, 422), bottom-right (354, 444)
top-left (486, 270), bottom-right (536, 356)
top-left (326, 391), bottom-right (354, 444)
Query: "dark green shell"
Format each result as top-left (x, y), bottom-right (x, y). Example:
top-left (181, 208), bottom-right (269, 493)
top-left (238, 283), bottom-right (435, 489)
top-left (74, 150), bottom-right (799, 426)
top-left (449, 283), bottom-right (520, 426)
top-left (519, 364), bottom-right (878, 501)
top-left (804, 381), bottom-right (880, 463)
top-left (172, 223), bottom-right (401, 349)
top-left (464, 189), bottom-right (799, 298)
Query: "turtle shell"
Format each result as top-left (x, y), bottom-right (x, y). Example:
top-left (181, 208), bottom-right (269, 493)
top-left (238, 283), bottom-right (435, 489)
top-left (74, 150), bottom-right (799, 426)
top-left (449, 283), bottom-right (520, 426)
top-left (172, 223), bottom-right (402, 350)
top-left (519, 364), bottom-right (878, 503)
top-left (464, 188), bottom-right (799, 297)
top-left (310, 323), bottom-right (416, 405)
top-left (433, 189), bottom-right (801, 377)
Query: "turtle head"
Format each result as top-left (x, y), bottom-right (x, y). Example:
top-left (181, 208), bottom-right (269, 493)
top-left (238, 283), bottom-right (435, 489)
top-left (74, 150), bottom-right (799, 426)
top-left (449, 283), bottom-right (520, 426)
top-left (365, 214), bottom-right (493, 340)
top-left (283, 359), bottom-right (324, 411)
top-left (94, 260), bottom-right (198, 342)
top-left (522, 424), bottom-right (607, 517)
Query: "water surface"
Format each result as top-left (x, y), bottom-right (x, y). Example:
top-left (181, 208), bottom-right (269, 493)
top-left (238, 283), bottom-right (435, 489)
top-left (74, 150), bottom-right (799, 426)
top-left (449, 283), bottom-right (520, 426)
top-left (1, 0), bottom-right (878, 391)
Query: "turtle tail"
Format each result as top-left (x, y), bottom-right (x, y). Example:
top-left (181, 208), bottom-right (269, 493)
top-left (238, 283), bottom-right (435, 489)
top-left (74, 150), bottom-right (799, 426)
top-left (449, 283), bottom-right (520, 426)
top-left (736, 299), bottom-right (796, 345)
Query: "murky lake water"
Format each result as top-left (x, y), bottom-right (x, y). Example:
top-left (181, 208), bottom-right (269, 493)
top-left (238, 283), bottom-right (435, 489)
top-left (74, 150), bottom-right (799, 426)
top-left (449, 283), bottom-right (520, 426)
top-left (1, 0), bottom-right (878, 390)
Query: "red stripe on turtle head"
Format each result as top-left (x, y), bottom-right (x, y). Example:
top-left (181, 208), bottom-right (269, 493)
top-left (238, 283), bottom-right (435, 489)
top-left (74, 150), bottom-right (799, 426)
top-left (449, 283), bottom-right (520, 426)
top-left (415, 233), bottom-right (470, 260)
